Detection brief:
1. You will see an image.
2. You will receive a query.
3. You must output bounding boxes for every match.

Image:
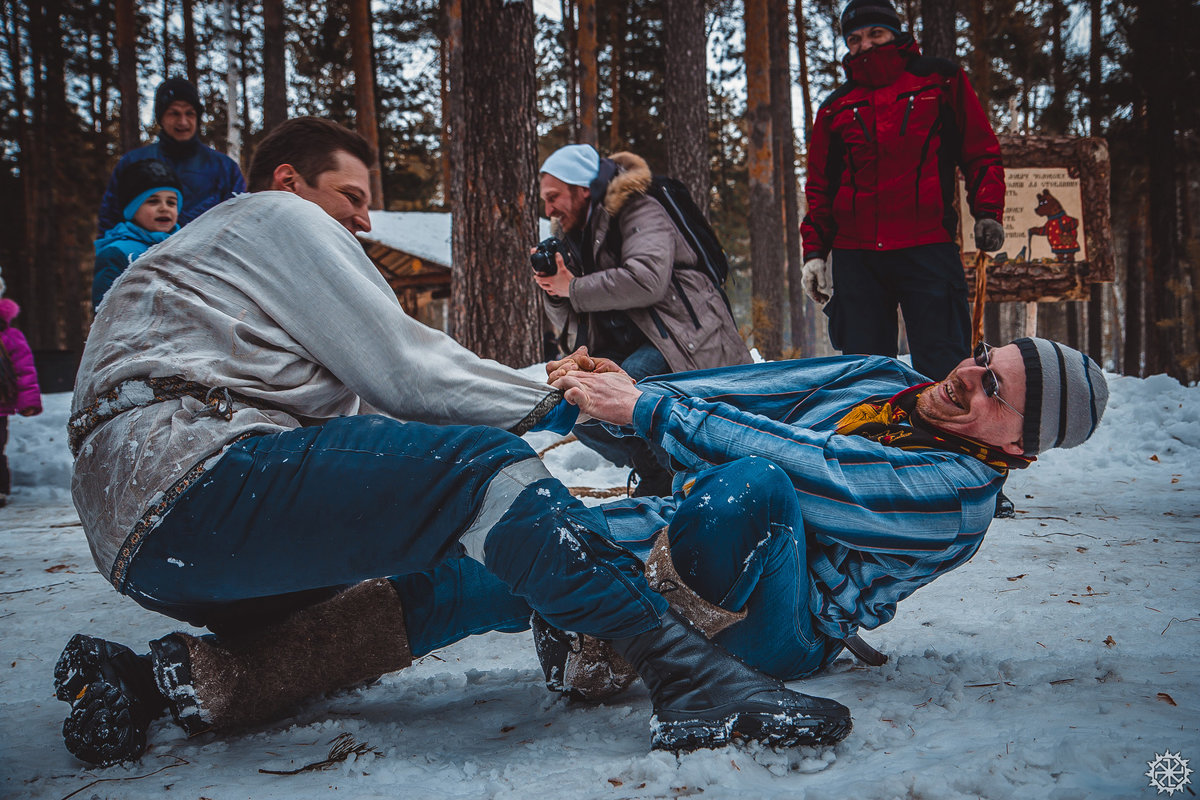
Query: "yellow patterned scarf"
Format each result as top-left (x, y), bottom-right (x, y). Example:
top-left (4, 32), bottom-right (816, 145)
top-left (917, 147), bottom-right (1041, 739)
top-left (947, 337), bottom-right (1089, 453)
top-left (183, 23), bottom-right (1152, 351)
top-left (835, 384), bottom-right (1033, 473)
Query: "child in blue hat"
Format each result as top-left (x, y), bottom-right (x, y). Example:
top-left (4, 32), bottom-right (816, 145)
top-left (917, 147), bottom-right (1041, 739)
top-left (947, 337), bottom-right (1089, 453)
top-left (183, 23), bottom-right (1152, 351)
top-left (92, 159), bottom-right (183, 310)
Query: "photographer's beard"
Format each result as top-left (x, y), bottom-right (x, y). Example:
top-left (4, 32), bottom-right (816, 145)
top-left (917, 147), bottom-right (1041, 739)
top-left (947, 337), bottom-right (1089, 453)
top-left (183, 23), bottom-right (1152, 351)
top-left (554, 188), bottom-right (592, 234)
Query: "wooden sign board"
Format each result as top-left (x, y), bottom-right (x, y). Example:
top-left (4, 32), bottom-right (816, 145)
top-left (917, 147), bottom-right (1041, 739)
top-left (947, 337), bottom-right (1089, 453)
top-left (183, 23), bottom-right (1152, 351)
top-left (958, 136), bottom-right (1114, 302)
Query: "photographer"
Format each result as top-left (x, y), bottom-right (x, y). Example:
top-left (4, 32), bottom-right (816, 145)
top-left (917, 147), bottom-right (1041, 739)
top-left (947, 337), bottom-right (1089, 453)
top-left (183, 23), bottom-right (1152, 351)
top-left (534, 144), bottom-right (751, 495)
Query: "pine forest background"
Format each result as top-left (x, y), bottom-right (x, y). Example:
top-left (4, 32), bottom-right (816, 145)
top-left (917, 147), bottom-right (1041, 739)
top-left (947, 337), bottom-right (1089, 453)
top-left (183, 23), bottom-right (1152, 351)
top-left (1, 0), bottom-right (1197, 384)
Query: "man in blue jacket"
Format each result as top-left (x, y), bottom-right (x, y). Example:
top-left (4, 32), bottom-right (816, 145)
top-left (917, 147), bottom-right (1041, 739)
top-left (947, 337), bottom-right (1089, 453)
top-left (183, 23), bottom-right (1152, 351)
top-left (96, 77), bottom-right (245, 235)
top-left (534, 337), bottom-right (1107, 695)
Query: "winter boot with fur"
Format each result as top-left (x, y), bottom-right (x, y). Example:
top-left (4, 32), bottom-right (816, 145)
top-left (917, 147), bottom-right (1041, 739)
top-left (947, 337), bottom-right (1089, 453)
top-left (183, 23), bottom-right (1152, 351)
top-left (613, 608), bottom-right (852, 752)
top-left (150, 578), bottom-right (412, 737)
top-left (532, 530), bottom-right (747, 703)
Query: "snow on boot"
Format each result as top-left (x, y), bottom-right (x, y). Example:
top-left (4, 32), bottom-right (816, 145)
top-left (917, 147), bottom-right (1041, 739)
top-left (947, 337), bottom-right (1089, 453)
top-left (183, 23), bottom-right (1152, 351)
top-left (531, 612), bottom-right (637, 702)
top-left (611, 609), bottom-right (852, 752)
top-left (532, 530), bottom-right (747, 703)
top-left (54, 634), bottom-right (168, 766)
top-left (149, 578), bottom-right (412, 736)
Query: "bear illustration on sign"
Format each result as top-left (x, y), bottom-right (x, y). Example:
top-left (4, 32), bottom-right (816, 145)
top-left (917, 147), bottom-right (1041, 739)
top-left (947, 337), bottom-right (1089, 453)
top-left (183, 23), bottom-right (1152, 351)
top-left (1028, 189), bottom-right (1081, 263)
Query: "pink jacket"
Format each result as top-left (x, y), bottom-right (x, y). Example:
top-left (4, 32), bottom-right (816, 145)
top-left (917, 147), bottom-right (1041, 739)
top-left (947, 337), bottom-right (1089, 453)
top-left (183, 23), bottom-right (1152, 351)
top-left (0, 298), bottom-right (42, 416)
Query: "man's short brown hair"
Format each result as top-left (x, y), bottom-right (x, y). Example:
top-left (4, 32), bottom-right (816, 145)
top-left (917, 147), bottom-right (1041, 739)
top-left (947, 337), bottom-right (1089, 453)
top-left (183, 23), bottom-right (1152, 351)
top-left (247, 117), bottom-right (375, 191)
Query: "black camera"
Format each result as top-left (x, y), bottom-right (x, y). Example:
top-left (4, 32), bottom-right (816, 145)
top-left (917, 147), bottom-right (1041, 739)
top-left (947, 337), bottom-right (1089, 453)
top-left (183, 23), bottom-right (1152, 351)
top-left (530, 236), bottom-right (574, 277)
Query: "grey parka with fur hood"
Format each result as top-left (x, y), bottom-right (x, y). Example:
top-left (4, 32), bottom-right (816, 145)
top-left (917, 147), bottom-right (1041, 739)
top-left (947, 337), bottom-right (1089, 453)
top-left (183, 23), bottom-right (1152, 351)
top-left (542, 152), bottom-right (751, 373)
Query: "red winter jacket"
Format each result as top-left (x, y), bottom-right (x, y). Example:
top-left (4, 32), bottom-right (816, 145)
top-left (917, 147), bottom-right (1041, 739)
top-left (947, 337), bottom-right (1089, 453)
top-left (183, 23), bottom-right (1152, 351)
top-left (801, 35), bottom-right (1004, 260)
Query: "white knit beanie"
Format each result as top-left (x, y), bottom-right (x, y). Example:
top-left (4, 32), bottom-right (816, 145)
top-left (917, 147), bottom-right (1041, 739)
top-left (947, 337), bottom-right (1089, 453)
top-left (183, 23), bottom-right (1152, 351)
top-left (1014, 337), bottom-right (1108, 455)
top-left (540, 144), bottom-right (600, 188)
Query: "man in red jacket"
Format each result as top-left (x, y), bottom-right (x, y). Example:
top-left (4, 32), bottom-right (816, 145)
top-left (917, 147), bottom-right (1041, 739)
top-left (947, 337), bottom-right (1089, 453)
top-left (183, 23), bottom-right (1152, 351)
top-left (800, 0), bottom-right (1005, 384)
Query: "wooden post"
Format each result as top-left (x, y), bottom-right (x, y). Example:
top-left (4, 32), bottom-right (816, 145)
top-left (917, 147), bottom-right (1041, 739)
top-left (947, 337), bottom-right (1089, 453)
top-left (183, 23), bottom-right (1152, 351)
top-left (1024, 302), bottom-right (1038, 338)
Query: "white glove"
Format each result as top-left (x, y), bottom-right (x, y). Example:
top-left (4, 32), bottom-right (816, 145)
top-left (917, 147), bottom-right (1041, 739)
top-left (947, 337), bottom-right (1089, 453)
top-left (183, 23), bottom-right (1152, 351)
top-left (801, 257), bottom-right (832, 305)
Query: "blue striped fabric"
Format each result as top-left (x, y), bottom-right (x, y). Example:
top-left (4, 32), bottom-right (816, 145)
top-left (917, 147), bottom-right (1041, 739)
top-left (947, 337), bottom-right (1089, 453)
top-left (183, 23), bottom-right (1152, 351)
top-left (632, 355), bottom-right (1005, 639)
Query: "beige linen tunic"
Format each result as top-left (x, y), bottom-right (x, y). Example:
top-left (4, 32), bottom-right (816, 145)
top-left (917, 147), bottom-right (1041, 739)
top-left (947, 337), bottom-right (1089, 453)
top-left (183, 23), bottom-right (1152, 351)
top-left (73, 191), bottom-right (559, 585)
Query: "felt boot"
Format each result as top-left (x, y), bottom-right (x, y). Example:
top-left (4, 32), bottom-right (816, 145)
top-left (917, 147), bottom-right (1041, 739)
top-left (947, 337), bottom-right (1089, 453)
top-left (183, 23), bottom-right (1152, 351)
top-left (531, 612), bottom-right (638, 701)
top-left (149, 578), bottom-right (412, 736)
top-left (612, 608), bottom-right (852, 752)
top-left (532, 530), bottom-right (748, 703)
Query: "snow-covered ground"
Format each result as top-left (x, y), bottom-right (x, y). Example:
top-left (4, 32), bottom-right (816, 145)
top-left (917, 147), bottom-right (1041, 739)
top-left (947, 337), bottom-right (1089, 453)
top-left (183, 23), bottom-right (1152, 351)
top-left (2, 371), bottom-right (1198, 800)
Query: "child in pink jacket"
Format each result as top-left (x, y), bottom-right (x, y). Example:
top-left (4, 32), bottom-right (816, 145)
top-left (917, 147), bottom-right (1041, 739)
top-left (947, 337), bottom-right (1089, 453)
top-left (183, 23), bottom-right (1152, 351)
top-left (0, 279), bottom-right (43, 507)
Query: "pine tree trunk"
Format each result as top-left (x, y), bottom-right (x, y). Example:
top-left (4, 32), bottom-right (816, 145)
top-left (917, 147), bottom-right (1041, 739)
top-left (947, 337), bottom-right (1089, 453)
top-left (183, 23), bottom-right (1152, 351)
top-left (1041, 0), bottom-right (1070, 347)
top-left (262, 0), bottom-right (287, 133)
top-left (1086, 0), bottom-right (1103, 363)
top-left (921, 0), bottom-right (956, 60)
top-left (965, 1), bottom-right (991, 106)
top-left (561, 0), bottom-right (578, 140)
top-left (222, 0), bottom-right (241, 163)
top-left (441, 0), bottom-right (458, 204)
top-left (577, 0), bottom-right (598, 147)
top-left (1123, 201), bottom-right (1145, 377)
top-left (161, 0), bottom-right (171, 76)
top-left (182, 0), bottom-right (197, 86)
top-left (794, 0), bottom-right (812, 143)
top-left (606, 0), bottom-right (624, 151)
top-left (349, 0), bottom-right (383, 208)
top-left (744, 0), bottom-right (784, 359)
top-left (449, 0), bottom-right (540, 367)
top-left (794, 0), bottom-right (822, 353)
top-left (3, 0), bottom-right (38, 339)
top-left (769, 0), bottom-right (802, 355)
top-left (236, 0), bottom-right (250, 147)
top-left (1137, 0), bottom-right (1186, 380)
top-left (663, 0), bottom-right (708, 210)
top-left (98, 0), bottom-right (111, 129)
top-left (116, 0), bottom-right (139, 153)
top-left (36, 0), bottom-right (83, 351)
top-left (1045, 0), bottom-right (1067, 134)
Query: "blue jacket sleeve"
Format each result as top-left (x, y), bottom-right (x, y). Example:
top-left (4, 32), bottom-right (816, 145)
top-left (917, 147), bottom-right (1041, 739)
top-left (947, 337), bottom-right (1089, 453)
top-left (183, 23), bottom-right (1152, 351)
top-left (92, 246), bottom-right (133, 310)
top-left (631, 391), bottom-right (1001, 556)
top-left (177, 154), bottom-right (247, 225)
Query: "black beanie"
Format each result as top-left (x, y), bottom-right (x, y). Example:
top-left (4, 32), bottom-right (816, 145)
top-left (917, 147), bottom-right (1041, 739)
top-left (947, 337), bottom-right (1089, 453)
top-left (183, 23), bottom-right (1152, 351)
top-left (154, 77), bottom-right (203, 124)
top-left (1013, 337), bottom-right (1108, 456)
top-left (116, 159), bottom-right (184, 219)
top-left (840, 0), bottom-right (902, 39)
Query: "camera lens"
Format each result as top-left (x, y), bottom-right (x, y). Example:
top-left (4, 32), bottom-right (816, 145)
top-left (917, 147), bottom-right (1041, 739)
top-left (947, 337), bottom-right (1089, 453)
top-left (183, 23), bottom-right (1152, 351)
top-left (531, 237), bottom-right (562, 277)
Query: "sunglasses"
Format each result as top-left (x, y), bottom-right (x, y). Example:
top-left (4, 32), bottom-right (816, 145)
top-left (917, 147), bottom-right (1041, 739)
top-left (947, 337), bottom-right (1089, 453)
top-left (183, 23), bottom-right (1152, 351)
top-left (973, 342), bottom-right (1024, 419)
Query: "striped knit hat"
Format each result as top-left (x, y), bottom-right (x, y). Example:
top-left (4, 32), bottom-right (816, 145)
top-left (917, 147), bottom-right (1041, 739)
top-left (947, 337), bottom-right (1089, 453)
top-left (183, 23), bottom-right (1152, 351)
top-left (1013, 338), bottom-right (1108, 456)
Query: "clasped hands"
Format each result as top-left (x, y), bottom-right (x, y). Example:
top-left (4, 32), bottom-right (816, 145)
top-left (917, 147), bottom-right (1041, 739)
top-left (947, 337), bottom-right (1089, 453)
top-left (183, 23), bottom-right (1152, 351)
top-left (546, 346), bottom-right (642, 426)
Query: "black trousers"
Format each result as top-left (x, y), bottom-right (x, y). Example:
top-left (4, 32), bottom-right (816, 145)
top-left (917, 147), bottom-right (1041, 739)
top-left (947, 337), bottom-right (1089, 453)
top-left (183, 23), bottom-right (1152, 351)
top-left (824, 243), bottom-right (971, 381)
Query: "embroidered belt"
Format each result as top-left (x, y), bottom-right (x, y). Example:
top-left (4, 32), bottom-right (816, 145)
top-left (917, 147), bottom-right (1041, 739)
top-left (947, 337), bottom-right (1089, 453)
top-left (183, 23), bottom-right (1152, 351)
top-left (68, 377), bottom-right (272, 456)
top-left (108, 431), bottom-right (258, 589)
